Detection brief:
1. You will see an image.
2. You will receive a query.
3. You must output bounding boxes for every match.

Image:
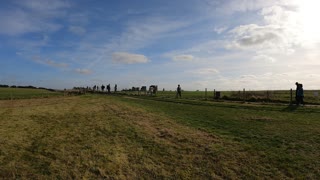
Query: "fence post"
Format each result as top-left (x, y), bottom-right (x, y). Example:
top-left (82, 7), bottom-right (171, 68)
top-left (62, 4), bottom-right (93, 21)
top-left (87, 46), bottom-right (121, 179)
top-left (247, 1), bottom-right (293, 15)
top-left (243, 88), bottom-right (246, 101)
top-left (205, 88), bottom-right (207, 100)
top-left (290, 88), bottom-right (293, 105)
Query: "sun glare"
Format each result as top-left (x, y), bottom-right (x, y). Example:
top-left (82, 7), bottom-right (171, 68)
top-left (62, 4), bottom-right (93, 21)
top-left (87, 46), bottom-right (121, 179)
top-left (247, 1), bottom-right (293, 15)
top-left (298, 0), bottom-right (320, 43)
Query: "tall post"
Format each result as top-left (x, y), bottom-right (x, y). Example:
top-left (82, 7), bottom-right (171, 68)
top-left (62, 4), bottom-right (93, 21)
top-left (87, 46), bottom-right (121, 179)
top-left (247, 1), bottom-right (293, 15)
top-left (205, 88), bottom-right (207, 100)
top-left (213, 89), bottom-right (216, 99)
top-left (243, 88), bottom-right (246, 101)
top-left (290, 88), bottom-right (293, 105)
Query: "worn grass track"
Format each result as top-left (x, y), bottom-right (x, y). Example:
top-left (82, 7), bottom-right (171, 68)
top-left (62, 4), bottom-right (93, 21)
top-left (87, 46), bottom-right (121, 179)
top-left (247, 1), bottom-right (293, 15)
top-left (0, 95), bottom-right (319, 179)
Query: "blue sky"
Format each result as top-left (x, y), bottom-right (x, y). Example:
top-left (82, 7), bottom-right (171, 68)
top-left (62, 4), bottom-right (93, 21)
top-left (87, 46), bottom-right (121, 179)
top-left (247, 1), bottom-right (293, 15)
top-left (1, 0), bottom-right (320, 90)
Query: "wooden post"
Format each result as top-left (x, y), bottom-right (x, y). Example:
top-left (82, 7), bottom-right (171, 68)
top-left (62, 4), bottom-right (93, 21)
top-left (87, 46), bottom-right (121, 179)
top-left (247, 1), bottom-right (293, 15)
top-left (290, 88), bottom-right (293, 105)
top-left (213, 89), bottom-right (216, 99)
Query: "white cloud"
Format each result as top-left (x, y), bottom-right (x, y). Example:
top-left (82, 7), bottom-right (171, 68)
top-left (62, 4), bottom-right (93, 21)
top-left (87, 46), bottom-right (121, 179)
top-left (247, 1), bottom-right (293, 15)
top-left (32, 56), bottom-right (68, 68)
top-left (228, 24), bottom-right (283, 49)
top-left (0, 0), bottom-right (69, 36)
top-left (226, 4), bottom-right (304, 56)
top-left (0, 10), bottom-right (41, 36)
top-left (163, 40), bottom-right (228, 60)
top-left (68, 26), bottom-right (86, 35)
top-left (71, 17), bottom-right (190, 69)
top-left (45, 60), bottom-right (68, 68)
top-left (190, 68), bottom-right (220, 75)
top-left (214, 26), bottom-right (228, 34)
top-left (252, 54), bottom-right (276, 63)
top-left (172, 54), bottom-right (194, 62)
top-left (14, 0), bottom-right (70, 11)
top-left (112, 52), bottom-right (149, 64)
top-left (75, 68), bottom-right (92, 75)
top-left (113, 17), bottom-right (190, 51)
top-left (216, 0), bottom-right (295, 14)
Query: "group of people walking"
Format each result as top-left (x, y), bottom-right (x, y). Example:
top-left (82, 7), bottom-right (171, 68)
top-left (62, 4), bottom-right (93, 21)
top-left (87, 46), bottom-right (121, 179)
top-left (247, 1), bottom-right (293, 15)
top-left (93, 84), bottom-right (117, 93)
top-left (85, 83), bottom-right (306, 105)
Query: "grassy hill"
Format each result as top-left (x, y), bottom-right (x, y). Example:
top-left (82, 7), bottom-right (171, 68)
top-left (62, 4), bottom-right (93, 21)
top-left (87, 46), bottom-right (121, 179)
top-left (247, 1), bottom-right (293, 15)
top-left (0, 94), bottom-right (319, 178)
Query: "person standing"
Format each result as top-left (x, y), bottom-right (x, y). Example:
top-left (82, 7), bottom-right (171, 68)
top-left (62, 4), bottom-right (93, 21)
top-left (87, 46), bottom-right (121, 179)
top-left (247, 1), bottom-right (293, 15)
top-left (295, 82), bottom-right (304, 106)
top-left (295, 82), bottom-right (300, 105)
top-left (297, 83), bottom-right (304, 106)
top-left (114, 84), bottom-right (117, 93)
top-left (107, 84), bottom-right (111, 93)
top-left (176, 84), bottom-right (181, 98)
top-left (101, 84), bottom-right (105, 92)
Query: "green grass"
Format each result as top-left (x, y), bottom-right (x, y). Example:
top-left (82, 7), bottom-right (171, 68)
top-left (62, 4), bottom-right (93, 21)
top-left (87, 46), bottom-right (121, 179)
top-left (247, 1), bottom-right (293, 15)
top-left (0, 88), bottom-right (62, 100)
top-left (118, 96), bottom-right (320, 178)
top-left (0, 94), bottom-right (319, 178)
top-left (126, 89), bottom-right (320, 104)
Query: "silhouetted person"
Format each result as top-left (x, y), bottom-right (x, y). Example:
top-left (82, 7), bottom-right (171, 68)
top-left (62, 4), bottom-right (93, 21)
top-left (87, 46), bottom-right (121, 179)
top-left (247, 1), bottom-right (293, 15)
top-left (114, 84), bottom-right (117, 93)
top-left (176, 84), bottom-right (181, 98)
top-left (101, 84), bottom-right (105, 92)
top-left (107, 84), bottom-right (111, 93)
top-left (298, 83), bottom-right (304, 105)
top-left (295, 82), bottom-right (304, 106)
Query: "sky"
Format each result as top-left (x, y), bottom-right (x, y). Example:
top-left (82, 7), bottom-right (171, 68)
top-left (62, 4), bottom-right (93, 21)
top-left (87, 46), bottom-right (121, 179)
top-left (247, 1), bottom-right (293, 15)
top-left (1, 0), bottom-right (320, 90)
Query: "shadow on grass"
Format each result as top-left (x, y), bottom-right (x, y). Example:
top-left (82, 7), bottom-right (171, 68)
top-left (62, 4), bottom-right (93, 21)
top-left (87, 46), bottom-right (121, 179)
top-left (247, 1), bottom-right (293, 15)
top-left (282, 104), bottom-right (299, 112)
top-left (281, 104), bottom-right (320, 114)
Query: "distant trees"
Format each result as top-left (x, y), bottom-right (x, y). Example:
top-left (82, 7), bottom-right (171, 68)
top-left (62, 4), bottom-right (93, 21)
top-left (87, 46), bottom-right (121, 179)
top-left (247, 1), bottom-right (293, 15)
top-left (17, 85), bottom-right (37, 89)
top-left (0, 85), bottom-right (39, 89)
top-left (0, 84), bottom-right (55, 91)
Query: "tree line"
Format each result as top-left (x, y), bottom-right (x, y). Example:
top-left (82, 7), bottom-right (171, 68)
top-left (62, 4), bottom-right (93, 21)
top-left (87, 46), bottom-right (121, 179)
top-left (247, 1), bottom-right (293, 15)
top-left (0, 84), bottom-right (55, 91)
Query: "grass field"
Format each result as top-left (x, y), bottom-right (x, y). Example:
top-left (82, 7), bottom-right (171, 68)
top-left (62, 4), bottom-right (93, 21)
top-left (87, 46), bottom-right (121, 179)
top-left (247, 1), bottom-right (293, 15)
top-left (126, 89), bottom-right (320, 104)
top-left (0, 94), bottom-right (319, 179)
top-left (0, 88), bottom-right (62, 100)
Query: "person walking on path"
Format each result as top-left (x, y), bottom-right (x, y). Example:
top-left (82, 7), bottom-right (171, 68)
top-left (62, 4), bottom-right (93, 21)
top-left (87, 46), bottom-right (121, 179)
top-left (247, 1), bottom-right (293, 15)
top-left (176, 84), bottom-right (182, 98)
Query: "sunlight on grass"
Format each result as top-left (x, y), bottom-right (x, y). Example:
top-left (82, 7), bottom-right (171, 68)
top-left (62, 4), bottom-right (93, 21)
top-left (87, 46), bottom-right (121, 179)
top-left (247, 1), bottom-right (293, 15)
top-left (0, 95), bottom-right (319, 178)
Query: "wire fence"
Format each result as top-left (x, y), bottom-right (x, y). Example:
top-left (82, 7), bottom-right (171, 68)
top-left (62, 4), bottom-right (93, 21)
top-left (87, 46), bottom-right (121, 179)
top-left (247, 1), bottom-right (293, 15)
top-left (123, 89), bottom-right (320, 105)
top-left (2, 87), bottom-right (319, 105)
